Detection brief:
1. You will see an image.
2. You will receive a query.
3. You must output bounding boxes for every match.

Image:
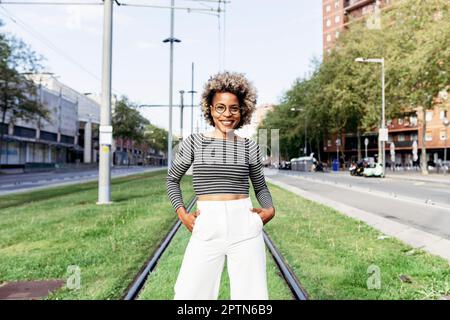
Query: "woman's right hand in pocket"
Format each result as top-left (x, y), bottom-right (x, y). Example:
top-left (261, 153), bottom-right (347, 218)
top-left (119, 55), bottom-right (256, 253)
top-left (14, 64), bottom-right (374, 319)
top-left (178, 208), bottom-right (201, 232)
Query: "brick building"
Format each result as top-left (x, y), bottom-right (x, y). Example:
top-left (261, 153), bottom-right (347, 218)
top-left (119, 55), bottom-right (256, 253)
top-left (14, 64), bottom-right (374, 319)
top-left (322, 0), bottom-right (449, 169)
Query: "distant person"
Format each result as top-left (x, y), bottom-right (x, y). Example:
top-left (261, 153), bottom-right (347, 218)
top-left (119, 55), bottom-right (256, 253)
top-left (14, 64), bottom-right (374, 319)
top-left (167, 71), bottom-right (275, 300)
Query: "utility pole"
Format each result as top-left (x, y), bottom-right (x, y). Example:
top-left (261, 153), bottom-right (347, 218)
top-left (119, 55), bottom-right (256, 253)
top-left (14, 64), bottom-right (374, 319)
top-left (188, 62), bottom-right (196, 135)
top-left (163, 0), bottom-right (181, 172)
top-left (98, 0), bottom-right (114, 204)
top-left (355, 57), bottom-right (386, 177)
top-left (179, 90), bottom-right (185, 142)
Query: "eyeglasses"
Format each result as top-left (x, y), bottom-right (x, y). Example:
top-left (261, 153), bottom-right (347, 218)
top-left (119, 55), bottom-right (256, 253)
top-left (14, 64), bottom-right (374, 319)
top-left (211, 104), bottom-right (241, 115)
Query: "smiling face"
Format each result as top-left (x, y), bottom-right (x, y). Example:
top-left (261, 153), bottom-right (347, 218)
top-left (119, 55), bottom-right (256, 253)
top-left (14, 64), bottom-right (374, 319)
top-left (211, 92), bottom-right (241, 136)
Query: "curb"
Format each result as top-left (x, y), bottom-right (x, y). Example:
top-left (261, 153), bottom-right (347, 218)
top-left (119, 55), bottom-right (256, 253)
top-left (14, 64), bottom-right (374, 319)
top-left (266, 177), bottom-right (450, 263)
top-left (0, 168), bottom-right (166, 196)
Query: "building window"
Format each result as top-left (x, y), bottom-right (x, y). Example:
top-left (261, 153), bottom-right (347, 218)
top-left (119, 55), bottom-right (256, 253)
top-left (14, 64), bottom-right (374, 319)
top-left (0, 122), bottom-right (8, 135)
top-left (335, 15), bottom-right (341, 24)
top-left (410, 116), bottom-right (418, 126)
top-left (397, 134), bottom-right (405, 142)
top-left (426, 111), bottom-right (433, 122)
top-left (327, 140), bottom-right (332, 147)
top-left (335, 31), bottom-right (340, 38)
top-left (327, 34), bottom-right (332, 42)
top-left (61, 135), bottom-right (74, 145)
top-left (326, 4), bottom-right (331, 12)
top-left (40, 131), bottom-right (58, 142)
top-left (334, 0), bottom-right (340, 9)
top-left (440, 130), bottom-right (447, 141)
top-left (326, 19), bottom-right (332, 27)
top-left (412, 133), bottom-right (418, 141)
top-left (398, 118), bottom-right (403, 125)
top-left (440, 110), bottom-right (447, 120)
top-left (425, 131), bottom-right (433, 141)
top-left (14, 126), bottom-right (36, 139)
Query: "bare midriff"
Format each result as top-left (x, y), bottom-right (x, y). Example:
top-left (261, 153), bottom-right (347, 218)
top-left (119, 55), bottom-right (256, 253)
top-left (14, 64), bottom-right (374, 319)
top-left (197, 194), bottom-right (248, 201)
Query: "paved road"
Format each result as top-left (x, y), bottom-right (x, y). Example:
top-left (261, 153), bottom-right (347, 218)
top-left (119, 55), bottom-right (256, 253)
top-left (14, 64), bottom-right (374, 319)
top-left (266, 169), bottom-right (450, 240)
top-left (275, 170), bottom-right (450, 208)
top-left (0, 166), bottom-right (166, 195)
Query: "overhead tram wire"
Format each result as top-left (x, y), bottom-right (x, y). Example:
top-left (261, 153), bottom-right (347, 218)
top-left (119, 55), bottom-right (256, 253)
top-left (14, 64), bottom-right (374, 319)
top-left (222, 0), bottom-right (226, 69)
top-left (117, 2), bottom-right (222, 13)
top-left (0, 0), bottom-right (228, 98)
top-left (0, 1), bottom-right (103, 5)
top-left (217, 0), bottom-right (221, 71)
top-left (0, 3), bottom-right (125, 97)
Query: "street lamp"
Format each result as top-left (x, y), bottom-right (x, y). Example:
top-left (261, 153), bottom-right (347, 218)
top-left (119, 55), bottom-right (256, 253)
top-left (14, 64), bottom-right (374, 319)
top-left (179, 90), bottom-right (185, 142)
top-left (163, 0), bottom-right (182, 173)
top-left (443, 117), bottom-right (449, 175)
top-left (355, 57), bottom-right (386, 178)
top-left (290, 107), bottom-right (307, 156)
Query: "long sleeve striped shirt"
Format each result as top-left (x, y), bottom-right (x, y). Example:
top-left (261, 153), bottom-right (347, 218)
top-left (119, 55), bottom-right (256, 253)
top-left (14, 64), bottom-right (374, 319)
top-left (166, 132), bottom-right (274, 212)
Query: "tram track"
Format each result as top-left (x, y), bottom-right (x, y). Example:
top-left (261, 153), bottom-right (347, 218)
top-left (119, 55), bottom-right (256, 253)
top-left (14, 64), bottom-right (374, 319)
top-left (123, 196), bottom-right (308, 300)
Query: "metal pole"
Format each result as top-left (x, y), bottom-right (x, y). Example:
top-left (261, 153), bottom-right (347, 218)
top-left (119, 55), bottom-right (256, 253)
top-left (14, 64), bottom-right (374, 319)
top-left (98, 0), bottom-right (113, 204)
top-left (445, 123), bottom-right (448, 175)
top-left (304, 115), bottom-right (307, 155)
top-left (336, 144), bottom-right (339, 164)
top-left (381, 58), bottom-right (386, 177)
top-left (179, 90), bottom-right (184, 141)
top-left (190, 62), bottom-right (195, 135)
top-left (167, 0), bottom-right (175, 171)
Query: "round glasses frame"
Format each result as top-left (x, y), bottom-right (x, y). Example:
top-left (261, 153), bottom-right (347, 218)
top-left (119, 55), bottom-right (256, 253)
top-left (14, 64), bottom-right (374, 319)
top-left (210, 105), bottom-right (241, 115)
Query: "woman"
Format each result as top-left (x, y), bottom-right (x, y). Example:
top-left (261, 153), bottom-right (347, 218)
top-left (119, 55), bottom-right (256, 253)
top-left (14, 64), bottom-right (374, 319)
top-left (166, 71), bottom-right (276, 300)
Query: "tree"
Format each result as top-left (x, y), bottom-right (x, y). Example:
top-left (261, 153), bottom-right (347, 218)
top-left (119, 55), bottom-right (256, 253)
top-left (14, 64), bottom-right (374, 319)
top-left (0, 23), bottom-right (49, 167)
top-left (141, 123), bottom-right (168, 165)
top-left (112, 96), bottom-right (150, 165)
top-left (395, 0), bottom-right (449, 174)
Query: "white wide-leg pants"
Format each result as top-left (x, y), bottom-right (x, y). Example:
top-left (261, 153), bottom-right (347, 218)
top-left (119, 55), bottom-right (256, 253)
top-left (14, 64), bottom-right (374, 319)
top-left (174, 197), bottom-right (268, 300)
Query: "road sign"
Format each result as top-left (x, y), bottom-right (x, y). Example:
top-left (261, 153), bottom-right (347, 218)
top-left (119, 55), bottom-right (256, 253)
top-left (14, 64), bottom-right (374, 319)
top-left (99, 125), bottom-right (113, 145)
top-left (379, 128), bottom-right (388, 142)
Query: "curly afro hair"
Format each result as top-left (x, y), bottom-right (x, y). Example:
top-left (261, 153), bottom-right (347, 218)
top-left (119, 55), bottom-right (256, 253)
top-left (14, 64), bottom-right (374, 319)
top-left (200, 71), bottom-right (257, 130)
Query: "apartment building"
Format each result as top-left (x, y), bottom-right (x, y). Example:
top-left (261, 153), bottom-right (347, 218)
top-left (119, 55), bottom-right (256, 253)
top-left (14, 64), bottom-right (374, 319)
top-left (322, 0), bottom-right (449, 168)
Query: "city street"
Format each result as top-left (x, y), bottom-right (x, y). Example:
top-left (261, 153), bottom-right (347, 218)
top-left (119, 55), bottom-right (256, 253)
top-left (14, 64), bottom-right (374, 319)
top-left (0, 166), bottom-right (166, 196)
top-left (267, 169), bottom-right (450, 240)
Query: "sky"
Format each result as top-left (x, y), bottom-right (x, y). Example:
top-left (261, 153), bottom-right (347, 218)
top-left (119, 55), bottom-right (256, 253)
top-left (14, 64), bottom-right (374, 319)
top-left (0, 0), bottom-right (323, 137)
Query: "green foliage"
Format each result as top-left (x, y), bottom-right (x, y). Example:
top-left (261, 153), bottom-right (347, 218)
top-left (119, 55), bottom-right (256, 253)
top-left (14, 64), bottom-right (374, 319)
top-left (144, 123), bottom-right (168, 153)
top-left (260, 0), bottom-right (449, 161)
top-left (112, 96), bottom-right (149, 144)
top-left (0, 22), bottom-right (49, 165)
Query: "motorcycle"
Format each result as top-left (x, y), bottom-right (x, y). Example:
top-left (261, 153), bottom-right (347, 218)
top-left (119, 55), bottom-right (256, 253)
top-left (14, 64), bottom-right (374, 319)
top-left (349, 161), bottom-right (365, 176)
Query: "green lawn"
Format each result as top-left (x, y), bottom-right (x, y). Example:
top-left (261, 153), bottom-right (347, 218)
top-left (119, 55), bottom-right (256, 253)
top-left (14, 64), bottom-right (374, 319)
top-left (262, 183), bottom-right (450, 300)
top-left (1, 171), bottom-right (449, 300)
top-left (0, 169), bottom-right (194, 299)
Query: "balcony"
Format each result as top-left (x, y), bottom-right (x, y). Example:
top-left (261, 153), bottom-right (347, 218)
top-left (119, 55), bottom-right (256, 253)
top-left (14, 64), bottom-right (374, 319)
top-left (390, 140), bottom-right (413, 148)
top-left (344, 0), bottom-right (375, 12)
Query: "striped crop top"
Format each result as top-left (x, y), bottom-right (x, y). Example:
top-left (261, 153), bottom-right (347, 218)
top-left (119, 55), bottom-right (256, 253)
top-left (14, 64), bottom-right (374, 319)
top-left (166, 132), bottom-right (274, 212)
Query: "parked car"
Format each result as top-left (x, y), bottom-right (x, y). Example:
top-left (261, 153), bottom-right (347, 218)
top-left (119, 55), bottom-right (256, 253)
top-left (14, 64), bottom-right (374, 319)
top-left (363, 162), bottom-right (384, 177)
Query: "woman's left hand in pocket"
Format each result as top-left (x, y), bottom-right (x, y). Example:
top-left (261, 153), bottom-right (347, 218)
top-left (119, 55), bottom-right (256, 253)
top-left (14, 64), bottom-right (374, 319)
top-left (249, 207), bottom-right (275, 226)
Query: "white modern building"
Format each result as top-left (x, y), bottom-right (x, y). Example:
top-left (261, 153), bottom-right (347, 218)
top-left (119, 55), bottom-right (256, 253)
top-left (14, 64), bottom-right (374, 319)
top-left (0, 74), bottom-right (101, 170)
top-left (28, 74), bottom-right (102, 165)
